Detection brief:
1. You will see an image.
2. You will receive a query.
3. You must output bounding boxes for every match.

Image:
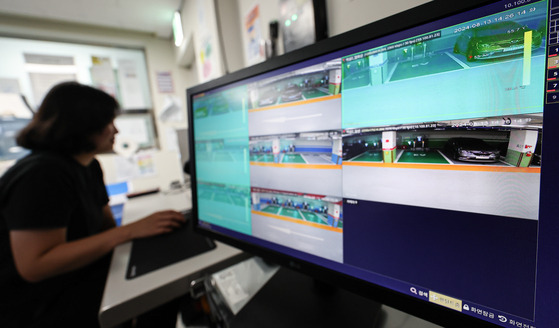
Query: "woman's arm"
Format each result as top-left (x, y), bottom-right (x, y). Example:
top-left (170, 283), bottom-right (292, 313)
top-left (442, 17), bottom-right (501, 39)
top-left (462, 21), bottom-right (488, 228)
top-left (10, 210), bottom-right (185, 282)
top-left (101, 204), bottom-right (117, 230)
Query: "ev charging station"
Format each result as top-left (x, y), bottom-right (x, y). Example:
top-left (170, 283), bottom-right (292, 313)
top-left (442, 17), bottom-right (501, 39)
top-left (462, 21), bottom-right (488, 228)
top-left (382, 131), bottom-right (397, 163)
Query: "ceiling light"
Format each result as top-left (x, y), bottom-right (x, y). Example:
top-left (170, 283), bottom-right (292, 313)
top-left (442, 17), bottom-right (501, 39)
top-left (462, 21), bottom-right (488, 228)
top-left (172, 11), bottom-right (184, 47)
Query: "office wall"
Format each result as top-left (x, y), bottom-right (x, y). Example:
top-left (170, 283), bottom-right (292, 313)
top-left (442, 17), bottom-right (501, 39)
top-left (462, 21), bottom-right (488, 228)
top-left (326, 0), bottom-right (431, 36)
top-left (234, 0), bottom-right (431, 67)
top-left (0, 13), bottom-right (196, 153)
top-left (0, 37), bottom-right (152, 109)
top-left (179, 0), bottom-right (225, 83)
top-left (216, 0), bottom-right (245, 73)
top-left (236, 0), bottom-right (285, 67)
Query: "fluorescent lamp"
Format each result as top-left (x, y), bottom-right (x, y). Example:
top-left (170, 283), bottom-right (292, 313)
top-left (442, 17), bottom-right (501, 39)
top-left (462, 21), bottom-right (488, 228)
top-left (172, 11), bottom-right (184, 47)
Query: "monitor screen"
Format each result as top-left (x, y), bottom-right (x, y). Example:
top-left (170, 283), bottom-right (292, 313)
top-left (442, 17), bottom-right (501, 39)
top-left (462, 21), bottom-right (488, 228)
top-left (187, 0), bottom-right (558, 326)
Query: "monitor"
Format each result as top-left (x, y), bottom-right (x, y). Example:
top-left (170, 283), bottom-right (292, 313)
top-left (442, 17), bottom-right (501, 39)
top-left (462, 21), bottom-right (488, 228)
top-left (187, 0), bottom-right (558, 326)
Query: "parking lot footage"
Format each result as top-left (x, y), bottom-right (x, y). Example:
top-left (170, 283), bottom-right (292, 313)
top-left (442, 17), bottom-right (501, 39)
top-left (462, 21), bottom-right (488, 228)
top-left (247, 60), bottom-right (341, 110)
top-left (248, 60), bottom-right (344, 198)
top-left (341, 1), bottom-right (547, 129)
top-left (342, 115), bottom-right (542, 168)
top-left (250, 130), bottom-right (342, 165)
top-left (341, 115), bottom-right (542, 220)
top-left (250, 187), bottom-right (344, 262)
top-left (251, 187), bottom-right (343, 230)
top-left (342, 2), bottom-right (546, 90)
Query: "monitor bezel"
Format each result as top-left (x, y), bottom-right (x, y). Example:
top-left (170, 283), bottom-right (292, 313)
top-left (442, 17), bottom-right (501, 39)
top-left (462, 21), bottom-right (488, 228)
top-left (186, 1), bottom-right (519, 326)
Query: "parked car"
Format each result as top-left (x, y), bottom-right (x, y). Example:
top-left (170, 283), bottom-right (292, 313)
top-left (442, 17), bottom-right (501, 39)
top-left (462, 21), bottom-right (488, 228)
top-left (342, 141), bottom-right (367, 160)
top-left (258, 88), bottom-right (279, 107)
top-left (531, 138), bottom-right (542, 166)
top-left (280, 83), bottom-right (303, 102)
top-left (453, 21), bottom-right (543, 61)
top-left (444, 137), bottom-right (501, 163)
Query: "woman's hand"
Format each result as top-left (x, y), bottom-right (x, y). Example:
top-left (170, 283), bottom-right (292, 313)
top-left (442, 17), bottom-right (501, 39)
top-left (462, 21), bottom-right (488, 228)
top-left (124, 210), bottom-right (186, 239)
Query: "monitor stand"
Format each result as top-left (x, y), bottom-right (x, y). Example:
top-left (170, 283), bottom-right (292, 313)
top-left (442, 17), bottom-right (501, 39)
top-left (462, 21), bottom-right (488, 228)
top-left (228, 266), bottom-right (382, 327)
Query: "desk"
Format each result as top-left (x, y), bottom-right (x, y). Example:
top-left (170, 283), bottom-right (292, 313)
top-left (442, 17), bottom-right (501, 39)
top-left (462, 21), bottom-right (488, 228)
top-left (99, 189), bottom-right (247, 328)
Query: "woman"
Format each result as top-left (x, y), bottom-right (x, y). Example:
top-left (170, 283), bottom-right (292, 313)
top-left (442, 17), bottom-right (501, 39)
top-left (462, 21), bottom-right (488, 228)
top-left (0, 82), bottom-right (185, 327)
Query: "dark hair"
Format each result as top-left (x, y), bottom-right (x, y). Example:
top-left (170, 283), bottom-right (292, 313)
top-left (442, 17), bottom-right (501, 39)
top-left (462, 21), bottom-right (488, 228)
top-left (17, 81), bottom-right (120, 155)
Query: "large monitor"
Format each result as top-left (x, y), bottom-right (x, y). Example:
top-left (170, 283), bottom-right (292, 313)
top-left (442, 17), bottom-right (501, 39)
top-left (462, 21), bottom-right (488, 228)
top-left (187, 0), bottom-right (558, 326)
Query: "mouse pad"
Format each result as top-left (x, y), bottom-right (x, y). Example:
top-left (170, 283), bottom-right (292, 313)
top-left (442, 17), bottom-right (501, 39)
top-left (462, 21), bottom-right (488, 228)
top-left (126, 214), bottom-right (216, 279)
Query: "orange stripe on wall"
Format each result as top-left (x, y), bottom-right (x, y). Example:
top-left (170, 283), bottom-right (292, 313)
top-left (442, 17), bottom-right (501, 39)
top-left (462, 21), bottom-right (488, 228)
top-left (250, 163), bottom-right (342, 169)
top-left (253, 210), bottom-right (343, 233)
top-left (343, 161), bottom-right (540, 173)
top-left (248, 94), bottom-right (341, 112)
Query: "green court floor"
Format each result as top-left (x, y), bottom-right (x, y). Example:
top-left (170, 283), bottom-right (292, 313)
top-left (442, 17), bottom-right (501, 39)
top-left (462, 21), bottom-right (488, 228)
top-left (302, 89), bottom-right (329, 99)
top-left (350, 151), bottom-right (383, 162)
top-left (390, 53), bottom-right (464, 82)
top-left (397, 150), bottom-right (449, 164)
top-left (281, 153), bottom-right (306, 163)
top-left (278, 207), bottom-right (303, 220)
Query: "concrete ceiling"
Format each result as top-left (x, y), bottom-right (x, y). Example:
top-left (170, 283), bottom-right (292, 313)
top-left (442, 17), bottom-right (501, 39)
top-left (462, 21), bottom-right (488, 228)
top-left (0, 0), bottom-right (184, 38)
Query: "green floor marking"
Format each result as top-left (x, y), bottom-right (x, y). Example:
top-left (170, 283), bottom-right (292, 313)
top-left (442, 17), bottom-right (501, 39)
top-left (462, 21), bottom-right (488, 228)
top-left (350, 151), bottom-right (383, 162)
top-left (390, 53), bottom-right (464, 82)
top-left (396, 150), bottom-right (449, 164)
top-left (302, 89), bottom-right (329, 99)
top-left (258, 154), bottom-right (275, 162)
top-left (302, 212), bottom-right (327, 224)
top-left (281, 154), bottom-right (306, 163)
top-left (279, 207), bottom-right (303, 219)
top-left (262, 205), bottom-right (281, 214)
